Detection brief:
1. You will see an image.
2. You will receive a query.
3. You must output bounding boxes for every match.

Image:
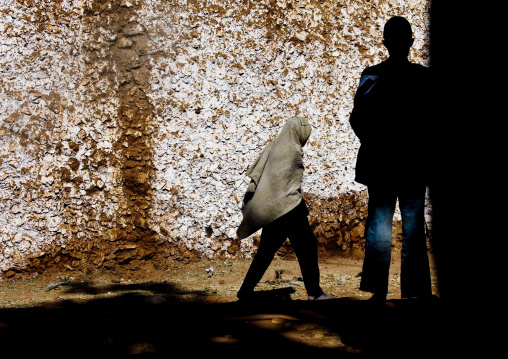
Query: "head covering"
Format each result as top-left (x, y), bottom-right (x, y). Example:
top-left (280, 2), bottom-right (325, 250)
top-left (236, 116), bottom-right (312, 239)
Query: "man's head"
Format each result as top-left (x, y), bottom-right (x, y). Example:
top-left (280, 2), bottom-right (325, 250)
top-left (383, 16), bottom-right (414, 59)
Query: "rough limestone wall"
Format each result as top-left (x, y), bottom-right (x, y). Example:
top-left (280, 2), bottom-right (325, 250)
top-left (0, 0), bottom-right (430, 277)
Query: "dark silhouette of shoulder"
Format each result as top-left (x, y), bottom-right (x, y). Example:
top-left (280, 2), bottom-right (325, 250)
top-left (362, 60), bottom-right (429, 77)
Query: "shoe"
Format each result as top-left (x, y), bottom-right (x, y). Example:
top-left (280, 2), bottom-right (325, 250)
top-left (308, 292), bottom-right (337, 300)
top-left (367, 292), bottom-right (387, 306)
top-left (237, 290), bottom-right (255, 301)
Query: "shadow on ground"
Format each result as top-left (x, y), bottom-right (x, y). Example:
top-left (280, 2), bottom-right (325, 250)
top-left (0, 279), bottom-right (459, 358)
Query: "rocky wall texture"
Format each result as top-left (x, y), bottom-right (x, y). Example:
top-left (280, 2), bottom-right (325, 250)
top-left (0, 0), bottom-right (431, 277)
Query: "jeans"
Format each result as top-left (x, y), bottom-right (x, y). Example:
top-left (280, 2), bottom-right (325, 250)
top-left (238, 200), bottom-right (323, 297)
top-left (360, 184), bottom-right (431, 298)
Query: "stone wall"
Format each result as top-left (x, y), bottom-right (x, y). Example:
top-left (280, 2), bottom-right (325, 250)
top-left (0, 0), bottom-right (431, 277)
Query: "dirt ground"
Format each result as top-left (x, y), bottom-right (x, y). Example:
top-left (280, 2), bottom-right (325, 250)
top-left (0, 253), bottom-right (439, 306)
top-left (0, 253), bottom-right (466, 358)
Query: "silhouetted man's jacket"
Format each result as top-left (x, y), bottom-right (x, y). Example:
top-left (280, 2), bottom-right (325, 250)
top-left (350, 59), bottom-right (431, 186)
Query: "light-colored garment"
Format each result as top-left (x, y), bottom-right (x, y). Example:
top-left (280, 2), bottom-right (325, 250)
top-left (237, 116), bottom-right (312, 239)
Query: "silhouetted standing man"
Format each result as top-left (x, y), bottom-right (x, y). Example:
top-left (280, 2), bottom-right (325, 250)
top-left (350, 16), bottom-right (432, 304)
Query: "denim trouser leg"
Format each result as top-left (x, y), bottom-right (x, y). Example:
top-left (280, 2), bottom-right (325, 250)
top-left (360, 184), bottom-right (431, 297)
top-left (399, 186), bottom-right (432, 298)
top-left (360, 187), bottom-right (397, 295)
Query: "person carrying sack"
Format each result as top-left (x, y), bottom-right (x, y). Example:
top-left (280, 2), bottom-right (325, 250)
top-left (236, 116), bottom-right (335, 301)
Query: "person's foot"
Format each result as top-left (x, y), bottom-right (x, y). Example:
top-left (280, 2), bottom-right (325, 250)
top-left (367, 292), bottom-right (387, 306)
top-left (308, 292), bottom-right (337, 300)
top-left (403, 294), bottom-right (435, 304)
top-left (237, 289), bottom-right (254, 301)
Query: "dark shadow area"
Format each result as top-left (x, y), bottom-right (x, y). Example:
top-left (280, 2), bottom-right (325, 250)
top-left (429, 2), bottom-right (501, 356)
top-left (429, 2), bottom-right (498, 306)
top-left (0, 277), bottom-right (448, 358)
